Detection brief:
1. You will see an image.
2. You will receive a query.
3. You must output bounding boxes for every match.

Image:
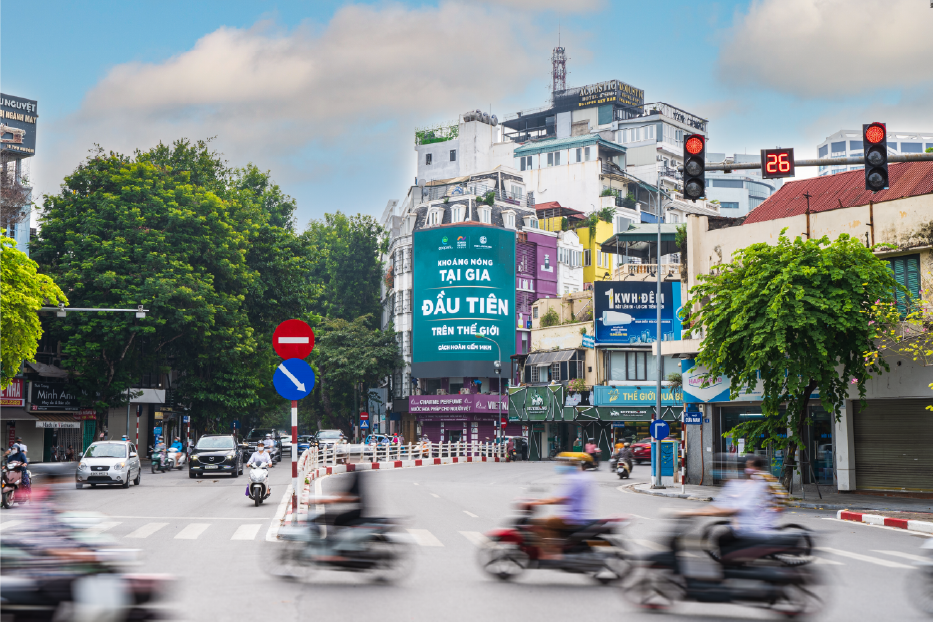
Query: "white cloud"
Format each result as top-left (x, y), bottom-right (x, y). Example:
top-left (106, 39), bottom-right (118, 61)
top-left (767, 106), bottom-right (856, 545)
top-left (717, 0), bottom-right (933, 99)
top-left (38, 3), bottom-right (552, 218)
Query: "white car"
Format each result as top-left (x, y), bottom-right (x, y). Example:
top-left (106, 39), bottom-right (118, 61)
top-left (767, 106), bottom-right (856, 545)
top-left (279, 435), bottom-right (292, 456)
top-left (75, 441), bottom-right (142, 489)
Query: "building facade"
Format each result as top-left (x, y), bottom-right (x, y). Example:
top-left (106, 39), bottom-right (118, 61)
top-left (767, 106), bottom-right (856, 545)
top-left (817, 129), bottom-right (933, 177)
top-left (704, 153), bottom-right (784, 218)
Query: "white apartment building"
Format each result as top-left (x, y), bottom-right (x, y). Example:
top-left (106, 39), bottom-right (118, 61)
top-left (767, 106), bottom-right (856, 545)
top-left (817, 129), bottom-right (933, 177)
top-left (703, 153), bottom-right (784, 218)
top-left (556, 229), bottom-right (584, 295)
top-left (415, 111), bottom-right (517, 184)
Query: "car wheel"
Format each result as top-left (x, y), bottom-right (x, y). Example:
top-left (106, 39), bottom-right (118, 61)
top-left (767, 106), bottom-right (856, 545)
top-left (189, 471), bottom-right (196, 479)
top-left (121, 476), bottom-right (130, 489)
top-left (233, 462), bottom-right (240, 478)
top-left (134, 470), bottom-right (141, 486)
top-left (76, 483), bottom-right (83, 489)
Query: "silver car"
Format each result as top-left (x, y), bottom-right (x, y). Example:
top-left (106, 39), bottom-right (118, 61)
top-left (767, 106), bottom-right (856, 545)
top-left (75, 441), bottom-right (142, 489)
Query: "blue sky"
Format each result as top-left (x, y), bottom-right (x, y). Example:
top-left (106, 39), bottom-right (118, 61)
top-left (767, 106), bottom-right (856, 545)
top-left (3, 0), bottom-right (931, 228)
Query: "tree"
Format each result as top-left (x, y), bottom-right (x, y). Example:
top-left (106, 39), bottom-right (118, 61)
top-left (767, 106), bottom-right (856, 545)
top-left (0, 236), bottom-right (68, 388)
top-left (312, 315), bottom-right (402, 433)
top-left (685, 231), bottom-right (900, 487)
top-left (0, 153), bottom-right (32, 227)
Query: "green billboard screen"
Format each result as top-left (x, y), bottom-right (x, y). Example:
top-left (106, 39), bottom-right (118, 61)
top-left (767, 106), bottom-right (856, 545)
top-left (412, 225), bottom-right (516, 378)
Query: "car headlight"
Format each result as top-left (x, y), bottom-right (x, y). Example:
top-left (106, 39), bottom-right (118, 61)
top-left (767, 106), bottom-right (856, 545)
top-left (191, 455), bottom-right (199, 462)
top-left (78, 462), bottom-right (88, 469)
top-left (114, 462), bottom-right (126, 470)
top-left (225, 453), bottom-right (235, 462)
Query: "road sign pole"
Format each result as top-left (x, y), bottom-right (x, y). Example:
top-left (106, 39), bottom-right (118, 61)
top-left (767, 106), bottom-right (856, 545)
top-left (291, 400), bottom-right (298, 525)
top-left (135, 404), bottom-right (141, 449)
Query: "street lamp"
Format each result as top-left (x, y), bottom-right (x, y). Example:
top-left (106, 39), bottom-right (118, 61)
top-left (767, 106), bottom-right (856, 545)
top-left (474, 334), bottom-right (503, 442)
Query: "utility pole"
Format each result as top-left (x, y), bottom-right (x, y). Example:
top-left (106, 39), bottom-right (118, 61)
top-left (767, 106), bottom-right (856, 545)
top-left (653, 169), bottom-right (664, 489)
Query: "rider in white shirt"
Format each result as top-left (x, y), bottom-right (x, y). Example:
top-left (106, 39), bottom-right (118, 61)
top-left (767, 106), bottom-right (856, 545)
top-left (263, 434), bottom-right (276, 465)
top-left (247, 444), bottom-right (272, 468)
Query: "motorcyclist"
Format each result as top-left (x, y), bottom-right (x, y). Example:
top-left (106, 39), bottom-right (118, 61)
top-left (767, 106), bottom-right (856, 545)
top-left (678, 455), bottom-right (783, 564)
top-left (6, 444), bottom-right (30, 490)
top-left (316, 469), bottom-right (369, 527)
top-left (170, 436), bottom-right (184, 463)
top-left (247, 443), bottom-right (272, 469)
top-left (584, 438), bottom-right (600, 467)
top-left (263, 433), bottom-right (276, 465)
top-left (526, 453), bottom-right (595, 560)
top-left (154, 437), bottom-right (167, 468)
top-left (618, 442), bottom-right (634, 470)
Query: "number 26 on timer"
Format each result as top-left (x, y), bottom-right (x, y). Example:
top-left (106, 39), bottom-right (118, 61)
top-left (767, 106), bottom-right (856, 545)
top-left (760, 148), bottom-right (795, 179)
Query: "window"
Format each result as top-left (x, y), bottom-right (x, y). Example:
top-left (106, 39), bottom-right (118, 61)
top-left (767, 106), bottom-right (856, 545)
top-left (450, 149), bottom-right (457, 161)
top-left (818, 145), bottom-right (829, 158)
top-left (520, 155), bottom-right (532, 171)
top-left (554, 151), bottom-right (561, 165)
top-left (719, 202), bottom-right (740, 210)
top-left (576, 148), bottom-right (582, 163)
top-left (547, 153), bottom-right (553, 166)
top-left (711, 179), bottom-right (744, 189)
top-left (626, 351), bottom-right (647, 381)
top-left (428, 209), bottom-right (441, 226)
top-left (503, 212), bottom-right (515, 229)
top-left (426, 153), bottom-right (432, 165)
top-left (887, 141), bottom-right (897, 151)
top-left (530, 365), bottom-right (541, 383)
top-left (584, 146), bottom-right (591, 161)
top-left (926, 143), bottom-right (933, 151)
top-left (552, 363), bottom-right (562, 380)
top-left (901, 142), bottom-right (923, 153)
top-left (526, 155), bottom-right (533, 169)
top-left (451, 205), bottom-right (465, 222)
top-left (544, 253), bottom-right (551, 269)
top-left (849, 140), bottom-right (863, 151)
top-left (615, 216), bottom-right (631, 234)
top-left (532, 307), bottom-right (539, 319)
top-left (583, 249), bottom-right (591, 266)
top-left (478, 206), bottom-right (491, 224)
top-left (830, 141), bottom-right (846, 154)
top-left (647, 124), bottom-right (655, 140)
top-left (887, 254), bottom-right (921, 315)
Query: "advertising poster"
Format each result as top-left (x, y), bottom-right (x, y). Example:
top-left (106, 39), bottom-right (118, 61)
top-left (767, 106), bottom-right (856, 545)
top-left (594, 281), bottom-right (680, 345)
top-left (412, 226), bottom-right (516, 377)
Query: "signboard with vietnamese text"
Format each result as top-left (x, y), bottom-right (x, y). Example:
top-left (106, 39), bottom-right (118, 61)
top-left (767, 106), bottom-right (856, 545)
top-left (1, 94), bottom-right (38, 156)
top-left (409, 394), bottom-right (508, 415)
top-left (594, 281), bottom-right (680, 345)
top-left (1, 379), bottom-right (25, 407)
top-left (593, 384), bottom-right (683, 407)
top-left (29, 382), bottom-right (82, 411)
top-left (412, 226), bottom-right (516, 378)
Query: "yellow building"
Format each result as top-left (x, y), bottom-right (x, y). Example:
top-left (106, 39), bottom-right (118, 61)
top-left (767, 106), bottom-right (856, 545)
top-left (537, 202), bottom-right (615, 285)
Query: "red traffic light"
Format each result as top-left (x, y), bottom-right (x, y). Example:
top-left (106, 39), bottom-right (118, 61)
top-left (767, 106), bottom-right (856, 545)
top-left (865, 123), bottom-right (885, 144)
top-left (685, 136), bottom-right (704, 155)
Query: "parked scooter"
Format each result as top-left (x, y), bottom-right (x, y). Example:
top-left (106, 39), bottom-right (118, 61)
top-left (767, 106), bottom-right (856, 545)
top-left (247, 464), bottom-right (270, 506)
top-left (1, 461), bottom-right (30, 508)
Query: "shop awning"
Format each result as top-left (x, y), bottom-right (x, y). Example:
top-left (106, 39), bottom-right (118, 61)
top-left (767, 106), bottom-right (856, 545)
top-left (0, 408), bottom-right (38, 422)
top-left (598, 223), bottom-right (681, 260)
top-left (526, 349), bottom-right (579, 366)
top-left (25, 362), bottom-right (69, 378)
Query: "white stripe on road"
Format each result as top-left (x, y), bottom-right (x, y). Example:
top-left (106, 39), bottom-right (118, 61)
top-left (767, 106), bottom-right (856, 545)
top-left (231, 524), bottom-right (262, 541)
top-left (816, 547), bottom-right (912, 569)
top-left (408, 529), bottom-right (443, 547)
top-left (812, 557), bottom-right (844, 565)
top-left (0, 520), bottom-right (23, 531)
top-left (175, 523), bottom-right (210, 540)
top-left (126, 523), bottom-right (168, 539)
top-left (463, 510), bottom-right (478, 518)
top-left (459, 531), bottom-right (488, 547)
top-left (87, 521), bottom-right (122, 533)
top-left (430, 493), bottom-right (440, 498)
top-left (873, 550), bottom-right (932, 563)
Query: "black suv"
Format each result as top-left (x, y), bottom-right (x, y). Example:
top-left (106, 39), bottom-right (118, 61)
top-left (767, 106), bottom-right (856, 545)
top-left (243, 428), bottom-right (283, 463)
top-left (190, 434), bottom-right (242, 478)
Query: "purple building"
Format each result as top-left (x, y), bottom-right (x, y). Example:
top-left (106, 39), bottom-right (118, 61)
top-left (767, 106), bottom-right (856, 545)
top-left (514, 228), bottom-right (558, 380)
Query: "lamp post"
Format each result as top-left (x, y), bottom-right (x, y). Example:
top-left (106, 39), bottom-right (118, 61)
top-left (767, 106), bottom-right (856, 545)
top-left (474, 334), bottom-right (503, 442)
top-left (647, 170), bottom-right (672, 489)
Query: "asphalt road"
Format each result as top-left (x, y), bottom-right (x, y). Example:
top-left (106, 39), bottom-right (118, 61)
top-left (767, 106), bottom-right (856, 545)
top-left (5, 458), bottom-right (930, 621)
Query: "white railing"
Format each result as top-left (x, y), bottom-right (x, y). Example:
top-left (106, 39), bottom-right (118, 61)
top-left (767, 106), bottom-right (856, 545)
top-left (297, 441), bottom-right (506, 483)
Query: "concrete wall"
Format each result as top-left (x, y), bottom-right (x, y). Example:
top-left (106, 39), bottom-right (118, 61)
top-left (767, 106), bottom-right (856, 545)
top-left (528, 321), bottom-right (597, 386)
top-left (523, 160), bottom-right (604, 211)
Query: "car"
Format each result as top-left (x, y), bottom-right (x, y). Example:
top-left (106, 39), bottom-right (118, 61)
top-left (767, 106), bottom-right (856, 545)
top-left (189, 434), bottom-right (243, 478)
top-left (296, 434), bottom-right (315, 454)
top-left (75, 441), bottom-right (142, 489)
top-left (315, 429), bottom-right (348, 459)
top-left (631, 437), bottom-right (670, 464)
top-left (279, 434), bottom-right (292, 456)
top-left (243, 428), bottom-right (283, 463)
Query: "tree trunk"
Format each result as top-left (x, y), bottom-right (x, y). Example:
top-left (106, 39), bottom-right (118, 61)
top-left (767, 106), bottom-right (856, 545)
top-left (780, 379), bottom-right (818, 491)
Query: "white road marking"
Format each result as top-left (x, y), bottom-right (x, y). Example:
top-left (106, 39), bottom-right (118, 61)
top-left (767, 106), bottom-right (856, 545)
top-left (430, 493), bottom-right (440, 498)
top-left (463, 510), bottom-right (478, 518)
top-left (0, 520), bottom-right (23, 531)
top-left (631, 538), bottom-right (668, 552)
top-left (873, 550), bottom-right (932, 563)
top-left (816, 547), bottom-right (912, 569)
top-left (87, 521), bottom-right (122, 533)
top-left (459, 531), bottom-right (488, 547)
top-left (413, 483), bottom-right (419, 486)
top-left (175, 523), bottom-right (211, 540)
top-left (126, 523), bottom-right (168, 539)
top-left (231, 524), bottom-right (262, 541)
top-left (408, 529), bottom-right (443, 547)
top-left (812, 557), bottom-right (845, 566)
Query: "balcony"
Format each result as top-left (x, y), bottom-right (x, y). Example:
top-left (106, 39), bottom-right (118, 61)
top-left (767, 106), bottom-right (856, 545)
top-left (613, 263), bottom-right (680, 280)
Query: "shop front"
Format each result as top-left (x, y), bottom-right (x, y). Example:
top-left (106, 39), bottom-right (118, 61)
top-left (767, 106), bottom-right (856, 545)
top-left (409, 394), bottom-right (517, 444)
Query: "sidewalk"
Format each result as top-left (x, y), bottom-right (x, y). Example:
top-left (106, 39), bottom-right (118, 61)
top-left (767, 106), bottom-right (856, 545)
top-left (631, 482), bottom-right (933, 514)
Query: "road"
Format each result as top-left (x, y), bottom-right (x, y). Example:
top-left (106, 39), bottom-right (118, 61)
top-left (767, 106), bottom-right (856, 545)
top-left (6, 459), bottom-right (930, 621)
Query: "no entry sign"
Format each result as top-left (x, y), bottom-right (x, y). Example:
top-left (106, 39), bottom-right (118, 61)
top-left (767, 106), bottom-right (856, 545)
top-left (273, 319), bottom-right (315, 359)
top-left (359, 412), bottom-right (369, 421)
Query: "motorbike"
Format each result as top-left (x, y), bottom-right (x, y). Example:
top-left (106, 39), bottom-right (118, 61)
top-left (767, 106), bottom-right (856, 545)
top-left (477, 501), bottom-right (631, 585)
top-left (150, 448), bottom-right (173, 473)
top-left (1, 461), bottom-right (31, 508)
top-left (247, 464), bottom-right (270, 506)
top-left (623, 516), bottom-right (821, 616)
top-left (617, 458), bottom-right (632, 479)
top-left (908, 538), bottom-right (933, 615)
top-left (167, 447), bottom-right (186, 470)
top-left (267, 506), bottom-right (413, 582)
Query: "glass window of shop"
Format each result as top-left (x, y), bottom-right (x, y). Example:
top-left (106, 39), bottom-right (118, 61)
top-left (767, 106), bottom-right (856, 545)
top-left (807, 404), bottom-right (834, 485)
top-left (608, 421), bottom-right (682, 447)
top-left (718, 406), bottom-right (787, 479)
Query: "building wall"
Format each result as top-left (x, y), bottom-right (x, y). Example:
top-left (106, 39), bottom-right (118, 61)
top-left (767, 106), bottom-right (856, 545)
top-left (522, 160), bottom-right (605, 211)
top-left (575, 220), bottom-right (616, 283)
top-left (557, 230), bottom-right (584, 294)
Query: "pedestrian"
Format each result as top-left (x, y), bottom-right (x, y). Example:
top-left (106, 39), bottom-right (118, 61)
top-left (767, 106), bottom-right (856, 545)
top-left (65, 445), bottom-right (75, 461)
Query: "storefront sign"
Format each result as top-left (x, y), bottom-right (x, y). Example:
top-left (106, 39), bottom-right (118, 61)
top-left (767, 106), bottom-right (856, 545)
top-left (594, 281), bottom-right (681, 345)
top-left (683, 411), bottom-right (703, 424)
top-left (1, 93), bottom-right (38, 156)
top-left (574, 405), bottom-right (682, 422)
top-left (554, 79), bottom-right (644, 110)
top-left (29, 382), bottom-right (82, 411)
top-left (681, 359), bottom-right (819, 403)
top-left (1, 379), bottom-right (25, 407)
top-left (581, 334), bottom-right (594, 349)
top-left (36, 421), bottom-right (80, 429)
top-left (412, 226), bottom-right (516, 377)
top-left (594, 385), bottom-right (683, 406)
top-left (409, 394), bottom-right (508, 414)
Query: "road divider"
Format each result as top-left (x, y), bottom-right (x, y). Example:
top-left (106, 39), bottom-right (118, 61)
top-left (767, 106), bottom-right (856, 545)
top-left (836, 510), bottom-right (933, 534)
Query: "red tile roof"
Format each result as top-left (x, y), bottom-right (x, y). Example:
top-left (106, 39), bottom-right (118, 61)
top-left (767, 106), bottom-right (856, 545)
top-left (743, 160), bottom-right (932, 225)
top-left (535, 201), bottom-right (586, 218)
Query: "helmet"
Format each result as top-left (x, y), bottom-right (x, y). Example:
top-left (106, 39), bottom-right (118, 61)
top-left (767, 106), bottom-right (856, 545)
top-left (265, 433), bottom-right (272, 438)
top-left (624, 442), bottom-right (631, 447)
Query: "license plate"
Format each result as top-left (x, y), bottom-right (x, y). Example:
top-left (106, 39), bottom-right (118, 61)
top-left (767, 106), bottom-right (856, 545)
top-left (204, 465), bottom-right (219, 469)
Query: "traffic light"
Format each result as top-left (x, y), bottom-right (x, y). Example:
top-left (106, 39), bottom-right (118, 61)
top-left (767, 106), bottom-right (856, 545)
top-left (863, 122), bottom-right (888, 192)
top-left (683, 134), bottom-right (706, 202)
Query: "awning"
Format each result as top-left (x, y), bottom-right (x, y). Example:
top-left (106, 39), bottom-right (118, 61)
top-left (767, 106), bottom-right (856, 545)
top-left (25, 362), bottom-right (69, 378)
top-left (526, 349), bottom-right (579, 366)
top-left (0, 408), bottom-right (39, 422)
top-left (599, 223), bottom-right (681, 259)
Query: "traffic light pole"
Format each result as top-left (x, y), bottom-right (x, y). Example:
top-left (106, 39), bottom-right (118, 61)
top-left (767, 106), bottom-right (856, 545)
top-left (701, 152), bottom-right (931, 172)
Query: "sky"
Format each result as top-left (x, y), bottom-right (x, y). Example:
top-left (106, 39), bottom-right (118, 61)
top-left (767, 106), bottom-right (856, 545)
top-left (3, 0), bottom-right (931, 229)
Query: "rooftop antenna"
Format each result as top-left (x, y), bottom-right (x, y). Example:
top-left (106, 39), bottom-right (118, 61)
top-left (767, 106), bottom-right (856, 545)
top-left (551, 30), bottom-right (567, 96)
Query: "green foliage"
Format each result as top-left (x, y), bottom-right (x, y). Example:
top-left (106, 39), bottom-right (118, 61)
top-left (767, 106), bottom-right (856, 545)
top-left (540, 307), bottom-right (561, 328)
top-left (665, 372), bottom-right (682, 388)
top-left (866, 271), bottom-right (932, 370)
top-left (476, 191), bottom-right (495, 207)
top-left (675, 224), bottom-right (687, 248)
top-left (569, 377), bottom-right (587, 393)
top-left (0, 236), bottom-right (68, 388)
top-left (598, 206), bottom-right (615, 223)
top-left (685, 230), bottom-right (900, 484)
top-left (600, 188), bottom-right (616, 197)
top-left (561, 217), bottom-right (569, 232)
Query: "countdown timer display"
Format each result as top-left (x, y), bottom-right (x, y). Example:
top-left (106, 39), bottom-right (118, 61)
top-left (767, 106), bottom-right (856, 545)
top-left (759, 148), bottom-right (796, 179)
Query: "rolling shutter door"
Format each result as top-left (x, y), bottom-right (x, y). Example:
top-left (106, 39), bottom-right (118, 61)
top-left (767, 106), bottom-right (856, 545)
top-left (854, 399), bottom-right (932, 492)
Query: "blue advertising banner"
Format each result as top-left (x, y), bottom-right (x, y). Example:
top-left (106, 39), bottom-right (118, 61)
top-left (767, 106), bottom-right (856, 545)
top-left (593, 384), bottom-right (683, 406)
top-left (581, 334), bottom-right (594, 349)
top-left (593, 281), bottom-right (681, 345)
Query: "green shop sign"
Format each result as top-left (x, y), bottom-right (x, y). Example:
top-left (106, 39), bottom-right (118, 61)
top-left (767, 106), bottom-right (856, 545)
top-left (412, 226), bottom-right (516, 378)
top-left (508, 386), bottom-right (565, 421)
top-left (573, 405), bottom-right (682, 422)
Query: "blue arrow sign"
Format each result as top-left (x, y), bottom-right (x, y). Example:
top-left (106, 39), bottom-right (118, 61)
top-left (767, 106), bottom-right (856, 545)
top-left (273, 358), bottom-right (316, 400)
top-left (650, 419), bottom-right (670, 440)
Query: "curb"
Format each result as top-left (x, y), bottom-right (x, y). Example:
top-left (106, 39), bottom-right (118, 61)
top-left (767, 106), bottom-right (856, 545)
top-left (629, 484), bottom-right (713, 502)
top-left (836, 510), bottom-right (934, 534)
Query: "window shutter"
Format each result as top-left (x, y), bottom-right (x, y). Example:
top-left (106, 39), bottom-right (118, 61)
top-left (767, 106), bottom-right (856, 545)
top-left (906, 255), bottom-right (921, 299)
